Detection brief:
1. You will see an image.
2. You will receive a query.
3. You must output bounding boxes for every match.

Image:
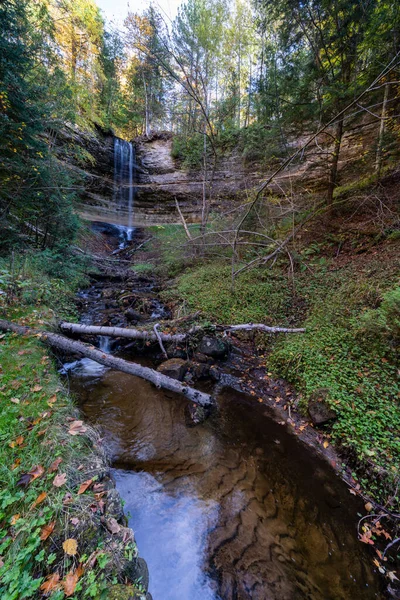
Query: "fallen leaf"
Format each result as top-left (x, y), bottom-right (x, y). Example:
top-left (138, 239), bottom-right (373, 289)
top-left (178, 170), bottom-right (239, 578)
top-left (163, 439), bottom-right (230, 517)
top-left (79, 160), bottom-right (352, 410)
top-left (365, 502), bottom-right (373, 512)
top-left (70, 517), bottom-right (80, 526)
top-left (63, 570), bottom-right (79, 597)
top-left (40, 572), bottom-right (60, 593)
top-left (10, 514), bottom-right (20, 525)
top-left (31, 385), bottom-right (42, 393)
top-left (63, 538), bottom-right (78, 556)
top-left (40, 520), bottom-right (56, 541)
top-left (28, 465), bottom-right (44, 482)
top-left (77, 478), bottom-right (93, 495)
top-left (0, 556), bottom-right (4, 567)
top-left (9, 435), bottom-right (24, 448)
top-left (11, 458), bottom-right (21, 470)
top-left (31, 491), bottom-right (47, 509)
top-left (387, 572), bottom-right (399, 582)
top-left (323, 440), bottom-right (329, 448)
top-left (63, 492), bottom-right (73, 505)
top-left (16, 473), bottom-right (33, 487)
top-left (68, 420), bottom-right (87, 436)
top-left (359, 533), bottom-right (374, 545)
top-left (106, 517), bottom-right (121, 534)
top-left (48, 457), bottom-right (62, 473)
top-left (53, 473), bottom-right (67, 488)
top-left (10, 398), bottom-right (20, 404)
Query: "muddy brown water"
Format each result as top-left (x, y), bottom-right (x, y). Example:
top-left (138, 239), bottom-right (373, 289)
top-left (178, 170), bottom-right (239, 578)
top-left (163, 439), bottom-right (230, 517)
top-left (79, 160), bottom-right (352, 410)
top-left (68, 360), bottom-right (383, 600)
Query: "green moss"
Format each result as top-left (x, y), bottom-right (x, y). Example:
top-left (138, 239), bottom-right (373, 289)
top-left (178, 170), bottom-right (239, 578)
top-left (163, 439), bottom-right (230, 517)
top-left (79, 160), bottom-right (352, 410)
top-left (170, 262), bottom-right (293, 324)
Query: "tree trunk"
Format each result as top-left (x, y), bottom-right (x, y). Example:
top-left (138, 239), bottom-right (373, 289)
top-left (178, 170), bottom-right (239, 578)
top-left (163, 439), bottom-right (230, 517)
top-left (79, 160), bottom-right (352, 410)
top-left (327, 116), bottom-right (344, 208)
top-left (0, 320), bottom-right (213, 406)
top-left (375, 82), bottom-right (389, 178)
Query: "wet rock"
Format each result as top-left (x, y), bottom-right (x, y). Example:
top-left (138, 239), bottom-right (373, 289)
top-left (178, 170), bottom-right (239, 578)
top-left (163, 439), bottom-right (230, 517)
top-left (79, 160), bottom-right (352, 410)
top-left (308, 388), bottom-right (337, 425)
top-left (102, 287), bottom-right (115, 299)
top-left (185, 403), bottom-right (213, 426)
top-left (105, 488), bottom-right (125, 522)
top-left (191, 361), bottom-right (211, 380)
top-left (193, 352), bottom-right (214, 364)
top-left (125, 309), bottom-right (143, 323)
top-left (124, 557), bottom-right (150, 591)
top-left (197, 336), bottom-right (228, 358)
top-left (157, 358), bottom-right (188, 381)
top-left (108, 584), bottom-right (147, 600)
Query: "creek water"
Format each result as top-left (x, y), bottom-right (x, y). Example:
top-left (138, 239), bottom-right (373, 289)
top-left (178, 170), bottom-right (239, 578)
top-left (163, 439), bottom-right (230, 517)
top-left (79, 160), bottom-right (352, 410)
top-left (68, 363), bottom-right (383, 600)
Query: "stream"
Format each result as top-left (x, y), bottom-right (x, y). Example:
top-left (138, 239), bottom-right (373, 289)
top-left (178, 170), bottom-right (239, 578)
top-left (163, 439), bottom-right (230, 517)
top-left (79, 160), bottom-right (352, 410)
top-left (64, 273), bottom-right (383, 600)
top-left (65, 139), bottom-right (383, 599)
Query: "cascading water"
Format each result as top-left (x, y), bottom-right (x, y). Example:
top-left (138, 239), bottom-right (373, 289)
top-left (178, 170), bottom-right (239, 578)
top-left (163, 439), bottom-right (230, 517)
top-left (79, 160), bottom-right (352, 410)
top-left (113, 137), bottom-right (136, 247)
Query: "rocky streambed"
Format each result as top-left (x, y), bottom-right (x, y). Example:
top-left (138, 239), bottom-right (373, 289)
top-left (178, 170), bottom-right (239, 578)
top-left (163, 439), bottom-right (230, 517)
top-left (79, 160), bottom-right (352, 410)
top-left (61, 231), bottom-right (385, 600)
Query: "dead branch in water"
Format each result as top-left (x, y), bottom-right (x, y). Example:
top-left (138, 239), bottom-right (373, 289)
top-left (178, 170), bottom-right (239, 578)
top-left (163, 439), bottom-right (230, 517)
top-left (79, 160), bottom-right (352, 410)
top-left (0, 319), bottom-right (213, 406)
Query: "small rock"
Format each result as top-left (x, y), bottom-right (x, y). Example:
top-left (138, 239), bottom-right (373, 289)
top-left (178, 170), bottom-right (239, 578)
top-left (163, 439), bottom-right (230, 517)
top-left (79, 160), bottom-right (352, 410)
top-left (308, 388), bottom-right (337, 425)
top-left (197, 336), bottom-right (228, 358)
top-left (102, 288), bottom-right (115, 299)
top-left (157, 358), bottom-right (188, 381)
top-left (125, 309), bottom-right (143, 323)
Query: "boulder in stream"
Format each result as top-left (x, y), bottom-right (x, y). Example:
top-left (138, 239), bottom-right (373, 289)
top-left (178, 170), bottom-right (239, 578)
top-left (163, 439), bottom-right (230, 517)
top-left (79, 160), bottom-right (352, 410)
top-left (157, 358), bottom-right (188, 381)
top-left (197, 336), bottom-right (229, 358)
top-left (308, 388), bottom-right (337, 425)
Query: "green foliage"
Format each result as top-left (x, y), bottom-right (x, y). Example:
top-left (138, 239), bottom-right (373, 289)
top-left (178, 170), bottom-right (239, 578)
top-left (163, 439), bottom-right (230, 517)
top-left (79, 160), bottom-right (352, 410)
top-left (269, 275), bottom-right (400, 506)
top-left (171, 133), bottom-right (205, 168)
top-left (358, 287), bottom-right (400, 347)
top-left (0, 248), bottom-right (88, 315)
top-left (172, 262), bottom-right (292, 323)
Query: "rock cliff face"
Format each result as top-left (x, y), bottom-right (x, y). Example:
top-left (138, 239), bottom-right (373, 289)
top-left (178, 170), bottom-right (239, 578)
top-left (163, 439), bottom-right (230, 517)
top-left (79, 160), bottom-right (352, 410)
top-left (63, 120), bottom-right (380, 227)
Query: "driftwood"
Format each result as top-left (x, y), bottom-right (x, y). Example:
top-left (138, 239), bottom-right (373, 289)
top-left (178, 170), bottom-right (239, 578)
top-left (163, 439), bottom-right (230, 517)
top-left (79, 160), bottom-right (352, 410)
top-left (0, 320), bottom-right (213, 406)
top-left (59, 321), bottom-right (305, 341)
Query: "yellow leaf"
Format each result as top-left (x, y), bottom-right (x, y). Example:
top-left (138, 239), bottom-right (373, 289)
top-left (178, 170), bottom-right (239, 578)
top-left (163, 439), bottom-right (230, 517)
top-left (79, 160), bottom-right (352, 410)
top-left (63, 538), bottom-right (78, 556)
top-left (323, 440), bottom-right (329, 448)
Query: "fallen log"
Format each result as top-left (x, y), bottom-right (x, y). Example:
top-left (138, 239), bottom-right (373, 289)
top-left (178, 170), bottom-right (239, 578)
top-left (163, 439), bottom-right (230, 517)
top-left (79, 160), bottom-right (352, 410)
top-left (222, 323), bottom-right (306, 334)
top-left (0, 319), bottom-right (213, 407)
top-left (59, 321), bottom-right (305, 341)
top-left (59, 321), bottom-right (188, 342)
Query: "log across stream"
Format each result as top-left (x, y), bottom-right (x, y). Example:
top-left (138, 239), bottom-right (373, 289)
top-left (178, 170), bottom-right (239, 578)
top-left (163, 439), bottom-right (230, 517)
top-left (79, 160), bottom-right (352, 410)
top-left (62, 269), bottom-right (384, 600)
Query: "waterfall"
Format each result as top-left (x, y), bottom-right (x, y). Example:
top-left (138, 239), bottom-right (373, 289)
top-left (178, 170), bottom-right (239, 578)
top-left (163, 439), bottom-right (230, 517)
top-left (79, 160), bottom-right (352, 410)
top-left (113, 137), bottom-right (136, 247)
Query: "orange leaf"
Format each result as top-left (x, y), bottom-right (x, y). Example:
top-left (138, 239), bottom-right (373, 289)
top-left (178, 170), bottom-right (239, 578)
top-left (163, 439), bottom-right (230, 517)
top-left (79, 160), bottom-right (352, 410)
top-left (48, 457), bottom-right (62, 473)
top-left (40, 572), bottom-right (60, 593)
top-left (31, 384), bottom-right (42, 392)
top-left (63, 538), bottom-right (78, 556)
top-left (48, 394), bottom-right (57, 404)
top-left (53, 473), bottom-right (67, 488)
top-left (11, 458), bottom-right (21, 470)
top-left (40, 520), bottom-right (56, 541)
top-left (31, 491), bottom-right (47, 508)
top-left (77, 478), bottom-right (93, 495)
top-left (62, 565), bottom-right (84, 597)
top-left (10, 514), bottom-right (20, 525)
top-left (9, 435), bottom-right (24, 448)
top-left (28, 465), bottom-right (44, 482)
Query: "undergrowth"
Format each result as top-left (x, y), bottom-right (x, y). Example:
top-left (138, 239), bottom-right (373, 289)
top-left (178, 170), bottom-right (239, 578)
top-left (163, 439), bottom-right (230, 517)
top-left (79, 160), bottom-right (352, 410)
top-left (0, 326), bottom-right (128, 599)
top-left (162, 235), bottom-right (400, 506)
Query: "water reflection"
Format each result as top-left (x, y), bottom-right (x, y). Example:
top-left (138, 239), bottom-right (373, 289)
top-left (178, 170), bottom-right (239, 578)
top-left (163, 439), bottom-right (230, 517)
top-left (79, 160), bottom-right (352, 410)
top-left (71, 369), bottom-right (383, 600)
top-left (114, 470), bottom-right (220, 600)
